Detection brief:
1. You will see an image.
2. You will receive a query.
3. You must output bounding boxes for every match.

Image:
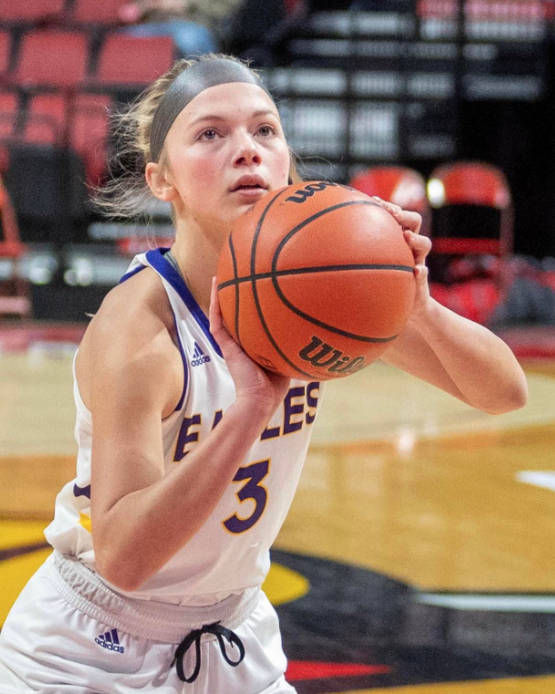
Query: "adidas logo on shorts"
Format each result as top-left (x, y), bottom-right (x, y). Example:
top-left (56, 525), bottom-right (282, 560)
top-left (95, 628), bottom-right (124, 653)
top-left (191, 341), bottom-right (210, 367)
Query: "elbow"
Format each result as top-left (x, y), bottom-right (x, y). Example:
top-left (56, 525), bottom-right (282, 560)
top-left (96, 558), bottom-right (144, 593)
top-left (96, 556), bottom-right (148, 593)
top-left (510, 381), bottom-right (529, 412)
top-left (94, 539), bottom-right (149, 593)
top-left (101, 567), bottom-right (145, 593)
top-left (481, 378), bottom-right (529, 415)
top-left (500, 373), bottom-right (529, 413)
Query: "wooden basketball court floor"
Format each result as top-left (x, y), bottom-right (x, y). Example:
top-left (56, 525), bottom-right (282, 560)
top-left (2, 323), bottom-right (555, 693)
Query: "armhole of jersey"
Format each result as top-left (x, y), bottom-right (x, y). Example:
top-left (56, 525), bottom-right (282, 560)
top-left (119, 264), bottom-right (146, 284)
top-left (172, 310), bottom-right (189, 413)
top-left (72, 349), bottom-right (93, 426)
top-left (119, 251), bottom-right (188, 413)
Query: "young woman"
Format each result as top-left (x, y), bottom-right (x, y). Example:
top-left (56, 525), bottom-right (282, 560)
top-left (0, 54), bottom-right (527, 693)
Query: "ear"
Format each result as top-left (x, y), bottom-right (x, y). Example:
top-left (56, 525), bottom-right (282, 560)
top-left (146, 162), bottom-right (178, 202)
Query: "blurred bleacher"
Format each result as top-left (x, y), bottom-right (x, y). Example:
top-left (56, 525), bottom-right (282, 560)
top-left (0, 0), bottom-right (554, 323)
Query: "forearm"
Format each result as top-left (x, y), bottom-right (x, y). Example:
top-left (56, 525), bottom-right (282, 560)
top-left (94, 400), bottom-right (272, 590)
top-left (385, 298), bottom-right (528, 414)
top-left (366, 204), bottom-right (527, 414)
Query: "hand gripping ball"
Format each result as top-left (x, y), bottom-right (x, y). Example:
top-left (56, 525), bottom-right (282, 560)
top-left (217, 181), bottom-right (416, 381)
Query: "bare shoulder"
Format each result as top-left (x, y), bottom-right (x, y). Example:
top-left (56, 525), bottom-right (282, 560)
top-left (76, 267), bottom-right (184, 418)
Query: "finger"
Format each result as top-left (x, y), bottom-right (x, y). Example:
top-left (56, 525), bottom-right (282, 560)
top-left (371, 197), bottom-right (403, 215)
top-left (404, 230), bottom-right (431, 265)
top-left (414, 264), bottom-right (429, 284)
top-left (392, 209), bottom-right (422, 234)
top-left (371, 196), bottom-right (398, 213)
top-left (371, 198), bottom-right (422, 234)
top-left (404, 229), bottom-right (431, 251)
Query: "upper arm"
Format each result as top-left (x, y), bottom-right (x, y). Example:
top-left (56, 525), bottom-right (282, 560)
top-left (88, 304), bottom-right (184, 529)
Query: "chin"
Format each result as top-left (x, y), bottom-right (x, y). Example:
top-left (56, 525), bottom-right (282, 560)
top-left (230, 203), bottom-right (257, 220)
top-left (212, 199), bottom-right (260, 231)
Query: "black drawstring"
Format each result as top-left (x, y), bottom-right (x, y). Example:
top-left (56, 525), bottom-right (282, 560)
top-left (172, 621), bottom-right (245, 683)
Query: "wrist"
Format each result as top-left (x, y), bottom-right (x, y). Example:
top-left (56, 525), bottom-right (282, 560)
top-left (408, 297), bottom-right (443, 333)
top-left (233, 393), bottom-right (278, 421)
top-left (228, 397), bottom-right (279, 443)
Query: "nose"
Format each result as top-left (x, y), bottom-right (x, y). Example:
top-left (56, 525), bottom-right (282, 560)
top-left (233, 132), bottom-right (261, 168)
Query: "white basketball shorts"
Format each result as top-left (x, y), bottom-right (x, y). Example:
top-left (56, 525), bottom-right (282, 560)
top-left (0, 552), bottom-right (297, 694)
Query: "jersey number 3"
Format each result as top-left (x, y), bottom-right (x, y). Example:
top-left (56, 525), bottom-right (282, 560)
top-left (223, 459), bottom-right (270, 534)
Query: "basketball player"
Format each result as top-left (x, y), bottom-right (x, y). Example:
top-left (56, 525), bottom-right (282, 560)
top-left (0, 54), bottom-right (527, 693)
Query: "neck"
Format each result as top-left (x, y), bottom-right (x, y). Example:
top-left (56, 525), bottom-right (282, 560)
top-left (170, 217), bottom-right (230, 315)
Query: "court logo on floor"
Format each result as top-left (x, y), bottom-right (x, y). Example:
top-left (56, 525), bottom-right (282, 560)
top-left (273, 550), bottom-right (555, 693)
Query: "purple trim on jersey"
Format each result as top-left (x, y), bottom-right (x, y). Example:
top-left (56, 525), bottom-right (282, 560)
top-left (119, 264), bottom-right (145, 284)
top-left (118, 249), bottom-right (189, 412)
top-left (173, 312), bottom-right (188, 411)
top-left (145, 248), bottom-right (223, 358)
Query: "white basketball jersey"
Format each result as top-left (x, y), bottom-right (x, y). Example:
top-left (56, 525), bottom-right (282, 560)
top-left (44, 248), bottom-right (321, 605)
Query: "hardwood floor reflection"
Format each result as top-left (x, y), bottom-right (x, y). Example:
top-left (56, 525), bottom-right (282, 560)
top-left (1, 344), bottom-right (555, 694)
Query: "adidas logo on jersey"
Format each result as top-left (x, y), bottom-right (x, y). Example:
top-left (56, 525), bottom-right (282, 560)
top-left (95, 628), bottom-right (124, 653)
top-left (191, 341), bottom-right (210, 367)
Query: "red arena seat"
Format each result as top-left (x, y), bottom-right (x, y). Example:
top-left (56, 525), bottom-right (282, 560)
top-left (14, 30), bottom-right (90, 89)
top-left (0, 90), bottom-right (19, 141)
top-left (25, 92), bottom-right (112, 183)
top-left (427, 160), bottom-right (513, 293)
top-left (0, 29), bottom-right (12, 75)
top-left (24, 93), bottom-right (66, 145)
top-left (0, 0), bottom-right (65, 24)
top-left (427, 161), bottom-right (513, 258)
top-left (72, 93), bottom-right (112, 184)
top-left (93, 35), bottom-right (175, 88)
top-left (67, 0), bottom-right (128, 25)
top-left (0, 167), bottom-right (31, 317)
top-left (349, 165), bottom-right (430, 234)
top-left (350, 165), bottom-right (428, 213)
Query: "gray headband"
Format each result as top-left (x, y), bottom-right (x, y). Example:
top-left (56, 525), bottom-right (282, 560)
top-left (150, 58), bottom-right (270, 163)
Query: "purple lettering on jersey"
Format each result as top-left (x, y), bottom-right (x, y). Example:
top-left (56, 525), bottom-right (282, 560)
top-left (223, 459), bottom-right (270, 534)
top-left (306, 381), bottom-right (320, 424)
top-left (261, 423), bottom-right (280, 440)
top-left (212, 410), bottom-right (223, 429)
top-left (284, 386), bottom-right (305, 435)
top-left (174, 414), bottom-right (201, 462)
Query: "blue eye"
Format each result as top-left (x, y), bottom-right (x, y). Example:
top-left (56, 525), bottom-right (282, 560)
top-left (200, 129), bottom-right (218, 140)
top-left (258, 125), bottom-right (275, 136)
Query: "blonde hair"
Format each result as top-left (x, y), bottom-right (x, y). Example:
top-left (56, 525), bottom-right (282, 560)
top-left (94, 53), bottom-right (301, 220)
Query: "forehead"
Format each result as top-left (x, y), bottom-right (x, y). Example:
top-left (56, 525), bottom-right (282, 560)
top-left (177, 82), bottom-right (280, 127)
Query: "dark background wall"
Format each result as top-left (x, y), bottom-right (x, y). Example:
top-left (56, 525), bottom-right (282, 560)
top-left (458, 45), bottom-right (555, 258)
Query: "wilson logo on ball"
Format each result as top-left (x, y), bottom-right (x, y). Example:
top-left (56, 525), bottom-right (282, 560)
top-left (216, 181), bottom-right (415, 381)
top-left (285, 181), bottom-right (339, 204)
top-left (299, 336), bottom-right (367, 375)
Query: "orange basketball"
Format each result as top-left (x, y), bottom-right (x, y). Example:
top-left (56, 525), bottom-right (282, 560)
top-left (216, 181), bottom-right (416, 381)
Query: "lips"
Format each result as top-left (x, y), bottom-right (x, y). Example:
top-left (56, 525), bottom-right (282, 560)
top-left (230, 175), bottom-right (268, 192)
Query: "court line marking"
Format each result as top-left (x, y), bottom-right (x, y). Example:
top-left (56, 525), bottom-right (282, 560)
top-left (517, 471), bottom-right (555, 492)
top-left (417, 592), bottom-right (555, 612)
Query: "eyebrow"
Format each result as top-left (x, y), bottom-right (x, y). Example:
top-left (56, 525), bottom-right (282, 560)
top-left (187, 109), bottom-right (279, 129)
